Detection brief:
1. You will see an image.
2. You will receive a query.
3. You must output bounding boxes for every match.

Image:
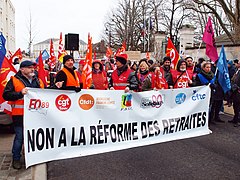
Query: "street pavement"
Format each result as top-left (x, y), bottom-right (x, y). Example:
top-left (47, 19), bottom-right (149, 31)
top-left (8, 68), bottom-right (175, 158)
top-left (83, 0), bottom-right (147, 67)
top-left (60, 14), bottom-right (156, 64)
top-left (0, 105), bottom-right (238, 180)
top-left (47, 111), bottom-right (240, 180)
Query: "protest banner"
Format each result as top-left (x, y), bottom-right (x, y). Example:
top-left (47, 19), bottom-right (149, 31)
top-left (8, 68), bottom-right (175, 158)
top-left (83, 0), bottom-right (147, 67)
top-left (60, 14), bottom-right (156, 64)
top-left (24, 86), bottom-right (211, 168)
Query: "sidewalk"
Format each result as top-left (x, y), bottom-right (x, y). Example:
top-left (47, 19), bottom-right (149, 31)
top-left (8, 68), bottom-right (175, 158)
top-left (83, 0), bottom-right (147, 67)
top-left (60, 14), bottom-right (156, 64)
top-left (0, 130), bottom-right (46, 180)
top-left (223, 102), bottom-right (234, 115)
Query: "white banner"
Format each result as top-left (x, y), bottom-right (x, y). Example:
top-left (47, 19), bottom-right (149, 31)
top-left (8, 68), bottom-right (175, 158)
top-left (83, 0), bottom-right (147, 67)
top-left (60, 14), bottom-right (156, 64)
top-left (24, 86), bottom-right (211, 168)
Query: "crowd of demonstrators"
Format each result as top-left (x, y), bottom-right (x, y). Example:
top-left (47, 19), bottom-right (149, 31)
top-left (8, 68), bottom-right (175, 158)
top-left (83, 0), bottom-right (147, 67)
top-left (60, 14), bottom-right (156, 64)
top-left (3, 53), bottom-right (240, 170)
top-left (2, 60), bottom-right (45, 170)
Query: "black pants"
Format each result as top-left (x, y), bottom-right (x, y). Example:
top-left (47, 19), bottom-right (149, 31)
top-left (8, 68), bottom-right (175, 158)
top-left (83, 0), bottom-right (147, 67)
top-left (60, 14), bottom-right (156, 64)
top-left (209, 100), bottom-right (222, 122)
top-left (233, 94), bottom-right (240, 123)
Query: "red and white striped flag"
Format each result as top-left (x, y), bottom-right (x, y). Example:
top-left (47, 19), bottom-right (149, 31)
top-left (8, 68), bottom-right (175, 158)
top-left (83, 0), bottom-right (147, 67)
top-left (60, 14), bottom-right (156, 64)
top-left (82, 33), bottom-right (92, 89)
top-left (58, 32), bottom-right (67, 62)
top-left (49, 39), bottom-right (56, 69)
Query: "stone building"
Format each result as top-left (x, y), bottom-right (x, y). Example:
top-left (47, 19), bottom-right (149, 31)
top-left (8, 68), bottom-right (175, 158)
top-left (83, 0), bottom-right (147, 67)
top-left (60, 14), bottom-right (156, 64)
top-left (0, 0), bottom-right (15, 52)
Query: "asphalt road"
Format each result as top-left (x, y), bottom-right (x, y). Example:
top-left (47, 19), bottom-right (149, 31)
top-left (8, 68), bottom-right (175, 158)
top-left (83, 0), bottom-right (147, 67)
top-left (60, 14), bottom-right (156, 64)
top-left (48, 114), bottom-right (240, 180)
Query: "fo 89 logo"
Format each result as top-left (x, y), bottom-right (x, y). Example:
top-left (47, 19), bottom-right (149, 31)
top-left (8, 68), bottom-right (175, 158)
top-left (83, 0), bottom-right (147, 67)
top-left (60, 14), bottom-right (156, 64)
top-left (29, 99), bottom-right (49, 109)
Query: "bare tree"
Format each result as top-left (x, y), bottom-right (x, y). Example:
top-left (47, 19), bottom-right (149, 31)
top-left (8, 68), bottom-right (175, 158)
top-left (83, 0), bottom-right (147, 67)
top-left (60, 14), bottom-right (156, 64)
top-left (26, 11), bottom-right (37, 57)
top-left (189, 0), bottom-right (240, 44)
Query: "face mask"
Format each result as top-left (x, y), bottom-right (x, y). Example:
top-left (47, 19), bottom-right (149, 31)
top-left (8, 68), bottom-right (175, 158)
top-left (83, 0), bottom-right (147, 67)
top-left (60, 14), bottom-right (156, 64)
top-left (180, 67), bottom-right (186, 71)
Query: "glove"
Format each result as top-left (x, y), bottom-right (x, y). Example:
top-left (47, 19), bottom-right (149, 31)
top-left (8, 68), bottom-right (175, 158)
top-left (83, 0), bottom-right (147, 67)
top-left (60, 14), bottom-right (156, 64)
top-left (75, 87), bottom-right (81, 92)
top-left (210, 83), bottom-right (216, 89)
top-left (232, 84), bottom-right (238, 91)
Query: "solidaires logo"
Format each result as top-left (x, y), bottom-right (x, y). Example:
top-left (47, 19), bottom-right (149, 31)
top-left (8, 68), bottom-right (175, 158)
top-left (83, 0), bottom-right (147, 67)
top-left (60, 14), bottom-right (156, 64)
top-left (175, 93), bottom-right (186, 104)
top-left (78, 94), bottom-right (94, 110)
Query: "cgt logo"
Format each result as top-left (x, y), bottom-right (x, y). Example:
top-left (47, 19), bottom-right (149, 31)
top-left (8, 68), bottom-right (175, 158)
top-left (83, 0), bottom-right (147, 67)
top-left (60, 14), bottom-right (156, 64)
top-left (29, 99), bottom-right (49, 110)
top-left (175, 93), bottom-right (186, 104)
top-left (78, 94), bottom-right (94, 110)
top-left (55, 94), bottom-right (71, 111)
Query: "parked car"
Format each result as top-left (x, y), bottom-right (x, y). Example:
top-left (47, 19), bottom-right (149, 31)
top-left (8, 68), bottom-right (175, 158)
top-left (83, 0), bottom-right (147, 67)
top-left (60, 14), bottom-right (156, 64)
top-left (0, 105), bottom-right (12, 126)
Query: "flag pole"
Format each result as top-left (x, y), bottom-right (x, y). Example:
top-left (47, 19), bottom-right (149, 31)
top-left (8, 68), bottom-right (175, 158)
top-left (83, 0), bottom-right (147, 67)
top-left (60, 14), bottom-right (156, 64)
top-left (195, 40), bottom-right (203, 63)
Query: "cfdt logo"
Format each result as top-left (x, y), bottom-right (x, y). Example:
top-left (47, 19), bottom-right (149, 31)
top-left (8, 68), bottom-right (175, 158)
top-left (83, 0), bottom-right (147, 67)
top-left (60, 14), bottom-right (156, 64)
top-left (191, 90), bottom-right (206, 101)
top-left (55, 94), bottom-right (71, 111)
top-left (140, 95), bottom-right (163, 109)
top-left (175, 93), bottom-right (186, 104)
top-left (29, 99), bottom-right (49, 110)
top-left (121, 94), bottom-right (132, 111)
top-left (78, 94), bottom-right (94, 110)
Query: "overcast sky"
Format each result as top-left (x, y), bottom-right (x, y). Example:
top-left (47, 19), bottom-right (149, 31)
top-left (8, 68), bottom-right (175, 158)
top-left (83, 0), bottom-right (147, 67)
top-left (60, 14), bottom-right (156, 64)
top-left (11, 0), bottom-right (116, 50)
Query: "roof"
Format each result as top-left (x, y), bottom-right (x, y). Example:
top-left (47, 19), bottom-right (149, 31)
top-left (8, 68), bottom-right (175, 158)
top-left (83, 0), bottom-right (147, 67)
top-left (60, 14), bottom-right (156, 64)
top-left (34, 38), bottom-right (87, 46)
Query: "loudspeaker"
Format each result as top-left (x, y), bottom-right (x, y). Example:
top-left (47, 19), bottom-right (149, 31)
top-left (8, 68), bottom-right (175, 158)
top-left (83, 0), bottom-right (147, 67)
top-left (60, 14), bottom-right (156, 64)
top-left (65, 33), bottom-right (79, 50)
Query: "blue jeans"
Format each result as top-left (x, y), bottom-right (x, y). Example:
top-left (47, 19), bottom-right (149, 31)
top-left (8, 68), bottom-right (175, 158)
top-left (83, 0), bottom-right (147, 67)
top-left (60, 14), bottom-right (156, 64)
top-left (12, 126), bottom-right (23, 160)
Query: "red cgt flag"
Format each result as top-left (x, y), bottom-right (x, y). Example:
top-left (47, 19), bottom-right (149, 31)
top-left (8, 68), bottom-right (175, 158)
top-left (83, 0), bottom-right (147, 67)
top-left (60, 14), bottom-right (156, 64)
top-left (166, 37), bottom-right (180, 69)
top-left (0, 56), bottom-right (17, 114)
top-left (38, 51), bottom-right (47, 86)
top-left (82, 33), bottom-right (92, 89)
top-left (9, 48), bottom-right (22, 63)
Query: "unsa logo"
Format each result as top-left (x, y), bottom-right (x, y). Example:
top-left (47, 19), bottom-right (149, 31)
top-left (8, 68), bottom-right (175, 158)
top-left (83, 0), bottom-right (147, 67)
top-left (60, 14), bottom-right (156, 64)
top-left (78, 94), bottom-right (94, 110)
top-left (55, 94), bottom-right (71, 111)
top-left (175, 93), bottom-right (186, 104)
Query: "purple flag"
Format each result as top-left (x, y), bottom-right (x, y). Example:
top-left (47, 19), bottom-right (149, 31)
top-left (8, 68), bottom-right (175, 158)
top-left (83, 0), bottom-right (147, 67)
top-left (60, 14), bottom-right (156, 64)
top-left (202, 17), bottom-right (218, 62)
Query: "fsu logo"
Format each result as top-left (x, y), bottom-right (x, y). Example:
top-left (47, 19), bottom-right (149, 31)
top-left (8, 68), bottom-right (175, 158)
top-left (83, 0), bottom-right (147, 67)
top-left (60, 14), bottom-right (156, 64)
top-left (121, 94), bottom-right (132, 111)
top-left (55, 94), bottom-right (71, 111)
top-left (78, 94), bottom-right (94, 110)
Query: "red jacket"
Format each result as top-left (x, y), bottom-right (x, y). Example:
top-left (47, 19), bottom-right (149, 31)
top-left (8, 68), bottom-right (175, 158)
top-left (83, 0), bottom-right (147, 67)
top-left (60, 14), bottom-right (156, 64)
top-left (111, 68), bottom-right (132, 90)
top-left (171, 69), bottom-right (193, 88)
top-left (92, 71), bottom-right (108, 90)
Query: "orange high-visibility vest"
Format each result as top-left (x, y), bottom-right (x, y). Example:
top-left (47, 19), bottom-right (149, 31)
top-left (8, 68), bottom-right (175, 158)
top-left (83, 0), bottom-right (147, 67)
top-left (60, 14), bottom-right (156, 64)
top-left (61, 68), bottom-right (80, 87)
top-left (10, 76), bottom-right (44, 116)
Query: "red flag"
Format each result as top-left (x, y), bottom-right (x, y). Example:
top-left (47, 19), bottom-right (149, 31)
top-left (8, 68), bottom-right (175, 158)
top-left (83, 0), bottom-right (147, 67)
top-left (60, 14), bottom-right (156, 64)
top-left (58, 32), bottom-right (67, 62)
top-left (6, 50), bottom-right (13, 60)
top-left (122, 40), bottom-right (126, 51)
top-left (0, 56), bottom-right (17, 114)
top-left (82, 33), bottom-right (92, 89)
top-left (114, 42), bottom-right (126, 57)
top-left (166, 37), bottom-right (180, 69)
top-left (9, 48), bottom-right (22, 63)
top-left (202, 16), bottom-right (218, 62)
top-left (38, 51), bottom-right (47, 86)
top-left (146, 52), bottom-right (150, 60)
top-left (49, 39), bottom-right (56, 69)
top-left (106, 46), bottom-right (113, 58)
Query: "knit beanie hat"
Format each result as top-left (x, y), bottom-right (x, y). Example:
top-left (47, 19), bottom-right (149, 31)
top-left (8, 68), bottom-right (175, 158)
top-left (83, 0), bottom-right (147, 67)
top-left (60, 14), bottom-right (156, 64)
top-left (116, 54), bottom-right (128, 65)
top-left (63, 55), bottom-right (74, 64)
top-left (163, 56), bottom-right (171, 63)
